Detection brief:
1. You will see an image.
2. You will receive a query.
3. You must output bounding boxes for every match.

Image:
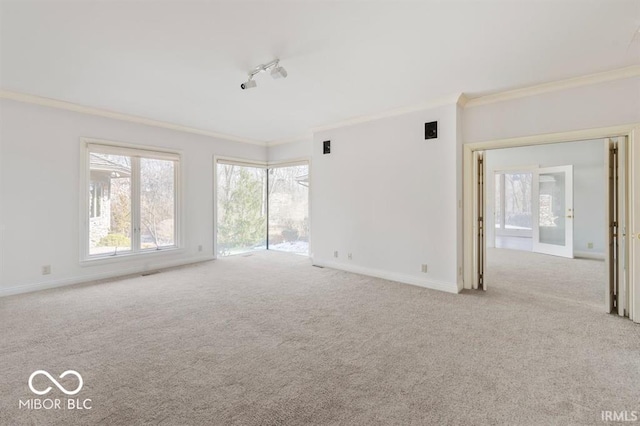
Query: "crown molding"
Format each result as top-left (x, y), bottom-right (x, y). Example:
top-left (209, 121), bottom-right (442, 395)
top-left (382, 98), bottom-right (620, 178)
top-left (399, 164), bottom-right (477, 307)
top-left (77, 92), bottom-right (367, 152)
top-left (3, 65), bottom-right (638, 147)
top-left (311, 93), bottom-right (463, 134)
top-left (456, 93), bottom-right (469, 108)
top-left (464, 65), bottom-right (640, 108)
top-left (0, 89), bottom-right (266, 146)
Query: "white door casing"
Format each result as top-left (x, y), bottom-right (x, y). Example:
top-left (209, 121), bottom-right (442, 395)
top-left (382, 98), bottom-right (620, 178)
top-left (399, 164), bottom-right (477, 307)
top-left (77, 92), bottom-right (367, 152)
top-left (630, 127), bottom-right (640, 323)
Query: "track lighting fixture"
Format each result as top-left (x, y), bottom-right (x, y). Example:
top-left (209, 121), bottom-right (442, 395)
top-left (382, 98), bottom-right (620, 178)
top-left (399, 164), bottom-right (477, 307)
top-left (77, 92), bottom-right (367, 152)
top-left (270, 65), bottom-right (287, 79)
top-left (240, 59), bottom-right (287, 90)
top-left (240, 79), bottom-right (257, 90)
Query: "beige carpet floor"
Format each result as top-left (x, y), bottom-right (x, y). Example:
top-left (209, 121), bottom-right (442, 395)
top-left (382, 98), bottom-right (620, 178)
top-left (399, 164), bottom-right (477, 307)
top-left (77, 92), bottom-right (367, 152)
top-left (1, 249), bottom-right (638, 425)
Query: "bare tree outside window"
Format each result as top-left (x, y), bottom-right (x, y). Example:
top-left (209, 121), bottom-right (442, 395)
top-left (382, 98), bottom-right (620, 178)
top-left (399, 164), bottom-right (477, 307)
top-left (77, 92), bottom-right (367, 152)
top-left (140, 158), bottom-right (175, 249)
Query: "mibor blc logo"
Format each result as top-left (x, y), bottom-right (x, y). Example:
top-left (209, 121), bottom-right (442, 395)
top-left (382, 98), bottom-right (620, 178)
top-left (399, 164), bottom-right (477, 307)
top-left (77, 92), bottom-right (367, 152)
top-left (19, 370), bottom-right (92, 410)
top-left (29, 370), bottom-right (83, 396)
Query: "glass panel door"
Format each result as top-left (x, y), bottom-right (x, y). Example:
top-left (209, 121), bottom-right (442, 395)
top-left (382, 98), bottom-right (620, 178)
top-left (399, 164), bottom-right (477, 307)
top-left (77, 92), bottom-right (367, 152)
top-left (533, 165), bottom-right (574, 258)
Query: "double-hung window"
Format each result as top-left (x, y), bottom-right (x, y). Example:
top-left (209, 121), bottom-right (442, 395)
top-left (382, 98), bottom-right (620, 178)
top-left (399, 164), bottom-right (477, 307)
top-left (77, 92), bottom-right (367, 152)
top-left (83, 140), bottom-right (180, 260)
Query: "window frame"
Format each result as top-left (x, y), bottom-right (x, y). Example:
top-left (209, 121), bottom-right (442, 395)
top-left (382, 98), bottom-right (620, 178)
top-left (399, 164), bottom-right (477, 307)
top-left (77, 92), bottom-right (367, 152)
top-left (213, 156), bottom-right (311, 258)
top-left (491, 165), bottom-right (537, 239)
top-left (80, 138), bottom-right (182, 263)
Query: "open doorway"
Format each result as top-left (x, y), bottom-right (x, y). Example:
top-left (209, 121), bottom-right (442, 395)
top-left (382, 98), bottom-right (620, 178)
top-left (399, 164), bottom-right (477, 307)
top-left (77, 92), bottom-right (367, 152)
top-left (487, 140), bottom-right (602, 259)
top-left (463, 125), bottom-right (640, 322)
top-left (484, 140), bottom-right (606, 309)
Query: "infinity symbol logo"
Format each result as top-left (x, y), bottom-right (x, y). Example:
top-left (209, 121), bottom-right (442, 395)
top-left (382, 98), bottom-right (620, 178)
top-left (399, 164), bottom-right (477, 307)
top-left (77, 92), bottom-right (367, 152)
top-left (28, 370), bottom-right (83, 396)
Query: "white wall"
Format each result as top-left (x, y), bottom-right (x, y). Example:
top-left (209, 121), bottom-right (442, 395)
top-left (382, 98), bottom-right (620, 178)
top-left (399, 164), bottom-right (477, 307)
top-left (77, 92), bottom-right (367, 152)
top-left (1, 75), bottom-right (638, 297)
top-left (463, 77), bottom-right (640, 143)
top-left (311, 104), bottom-right (460, 293)
top-left (267, 139), bottom-right (312, 164)
top-left (0, 99), bottom-right (266, 295)
top-left (307, 78), bottom-right (638, 294)
top-left (485, 139), bottom-right (605, 257)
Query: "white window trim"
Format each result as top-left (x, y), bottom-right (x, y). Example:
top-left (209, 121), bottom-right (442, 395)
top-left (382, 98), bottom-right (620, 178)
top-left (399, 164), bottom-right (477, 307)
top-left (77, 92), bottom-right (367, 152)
top-left (80, 137), bottom-right (183, 263)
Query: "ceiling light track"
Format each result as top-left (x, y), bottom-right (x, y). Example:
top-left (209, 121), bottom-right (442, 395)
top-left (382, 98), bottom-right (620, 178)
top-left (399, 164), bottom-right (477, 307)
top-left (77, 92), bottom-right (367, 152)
top-left (241, 59), bottom-right (287, 90)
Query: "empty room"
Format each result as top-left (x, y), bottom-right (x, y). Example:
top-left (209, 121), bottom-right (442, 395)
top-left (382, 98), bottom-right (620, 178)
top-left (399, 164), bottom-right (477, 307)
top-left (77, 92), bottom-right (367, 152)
top-left (1, 1), bottom-right (640, 425)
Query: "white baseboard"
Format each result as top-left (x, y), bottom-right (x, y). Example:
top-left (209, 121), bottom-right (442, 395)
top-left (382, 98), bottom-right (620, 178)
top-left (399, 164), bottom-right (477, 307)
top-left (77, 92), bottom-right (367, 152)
top-left (0, 255), bottom-right (216, 298)
top-left (574, 251), bottom-right (605, 260)
top-left (313, 259), bottom-right (459, 294)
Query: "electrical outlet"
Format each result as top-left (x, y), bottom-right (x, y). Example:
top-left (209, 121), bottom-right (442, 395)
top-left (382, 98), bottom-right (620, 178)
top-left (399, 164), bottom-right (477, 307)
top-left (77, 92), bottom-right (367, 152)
top-left (42, 265), bottom-right (51, 275)
top-left (421, 264), bottom-right (428, 273)
top-left (334, 251), bottom-right (339, 258)
top-left (198, 245), bottom-right (203, 252)
top-left (587, 242), bottom-right (593, 249)
top-left (348, 253), bottom-right (352, 260)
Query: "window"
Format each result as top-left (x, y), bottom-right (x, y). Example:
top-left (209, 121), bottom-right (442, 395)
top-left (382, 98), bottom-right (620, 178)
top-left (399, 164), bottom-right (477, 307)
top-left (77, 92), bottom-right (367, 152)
top-left (268, 164), bottom-right (309, 255)
top-left (84, 141), bottom-right (180, 259)
top-left (494, 171), bottom-right (533, 236)
top-left (215, 159), bottom-right (309, 257)
top-left (216, 163), bottom-right (267, 256)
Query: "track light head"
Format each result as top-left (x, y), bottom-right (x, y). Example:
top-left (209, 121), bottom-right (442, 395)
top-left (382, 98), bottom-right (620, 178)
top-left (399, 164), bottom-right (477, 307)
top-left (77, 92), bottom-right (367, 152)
top-left (270, 65), bottom-right (287, 79)
top-left (241, 59), bottom-right (287, 90)
top-left (240, 79), bottom-right (257, 90)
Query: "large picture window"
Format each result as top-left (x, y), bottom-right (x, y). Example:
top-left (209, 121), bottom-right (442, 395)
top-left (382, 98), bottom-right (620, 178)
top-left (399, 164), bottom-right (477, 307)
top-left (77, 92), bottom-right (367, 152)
top-left (268, 164), bottom-right (309, 255)
top-left (216, 159), bottom-right (309, 257)
top-left (83, 141), bottom-right (180, 259)
top-left (216, 163), bottom-right (267, 256)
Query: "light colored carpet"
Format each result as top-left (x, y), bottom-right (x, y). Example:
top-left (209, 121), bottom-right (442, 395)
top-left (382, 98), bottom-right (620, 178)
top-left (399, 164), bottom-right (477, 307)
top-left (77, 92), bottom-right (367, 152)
top-left (486, 247), bottom-right (605, 309)
top-left (1, 249), bottom-right (638, 425)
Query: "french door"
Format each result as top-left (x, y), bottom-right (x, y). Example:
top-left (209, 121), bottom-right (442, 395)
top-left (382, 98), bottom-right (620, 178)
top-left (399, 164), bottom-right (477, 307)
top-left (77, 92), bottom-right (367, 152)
top-left (532, 165), bottom-right (574, 258)
top-left (605, 137), bottom-right (628, 315)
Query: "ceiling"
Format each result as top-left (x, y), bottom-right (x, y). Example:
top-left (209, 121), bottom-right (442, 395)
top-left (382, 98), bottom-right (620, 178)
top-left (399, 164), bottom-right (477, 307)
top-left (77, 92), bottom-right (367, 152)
top-left (1, 0), bottom-right (639, 144)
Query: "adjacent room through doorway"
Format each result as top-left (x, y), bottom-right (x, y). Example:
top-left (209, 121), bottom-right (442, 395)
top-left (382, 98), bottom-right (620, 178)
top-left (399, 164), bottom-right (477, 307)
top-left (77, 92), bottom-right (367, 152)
top-left (484, 139), bottom-right (608, 309)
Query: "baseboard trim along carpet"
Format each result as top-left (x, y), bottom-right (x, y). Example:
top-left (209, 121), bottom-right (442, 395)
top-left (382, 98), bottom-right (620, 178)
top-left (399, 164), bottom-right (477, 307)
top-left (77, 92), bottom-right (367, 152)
top-left (312, 259), bottom-right (459, 294)
top-left (0, 255), bottom-right (216, 297)
top-left (574, 251), bottom-right (606, 260)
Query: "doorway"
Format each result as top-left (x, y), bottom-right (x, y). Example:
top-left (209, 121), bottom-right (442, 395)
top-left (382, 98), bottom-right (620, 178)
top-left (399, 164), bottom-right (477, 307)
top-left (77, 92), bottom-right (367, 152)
top-left (463, 125), bottom-right (639, 321)
top-left (484, 140), bottom-right (603, 309)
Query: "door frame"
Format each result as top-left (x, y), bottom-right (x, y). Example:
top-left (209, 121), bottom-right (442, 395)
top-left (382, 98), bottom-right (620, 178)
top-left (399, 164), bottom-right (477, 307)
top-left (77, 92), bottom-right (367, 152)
top-left (463, 124), bottom-right (640, 322)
